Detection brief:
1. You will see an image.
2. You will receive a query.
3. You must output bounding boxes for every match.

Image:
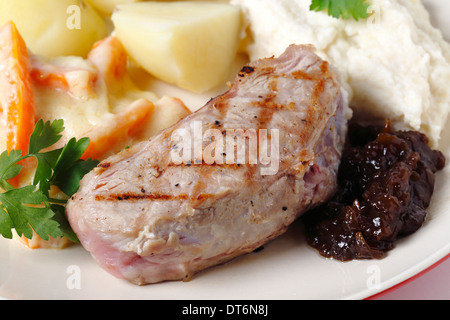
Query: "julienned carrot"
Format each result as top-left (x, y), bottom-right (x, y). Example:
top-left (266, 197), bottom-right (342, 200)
top-left (18, 232), bottom-right (73, 249)
top-left (30, 67), bottom-right (70, 90)
top-left (88, 36), bottom-right (128, 86)
top-left (0, 21), bottom-right (36, 186)
top-left (81, 36), bottom-right (156, 161)
top-left (82, 99), bottom-right (155, 161)
top-left (30, 59), bottom-right (98, 99)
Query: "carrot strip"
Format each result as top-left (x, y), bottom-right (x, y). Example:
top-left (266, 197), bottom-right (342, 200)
top-left (0, 21), bottom-right (36, 186)
top-left (81, 36), bottom-right (156, 161)
top-left (29, 59), bottom-right (98, 99)
top-left (82, 99), bottom-right (155, 161)
top-left (88, 36), bottom-right (128, 84)
top-left (30, 67), bottom-right (70, 90)
top-left (17, 231), bottom-right (73, 249)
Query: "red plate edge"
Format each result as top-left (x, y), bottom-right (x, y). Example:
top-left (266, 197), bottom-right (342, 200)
top-left (364, 253), bottom-right (450, 300)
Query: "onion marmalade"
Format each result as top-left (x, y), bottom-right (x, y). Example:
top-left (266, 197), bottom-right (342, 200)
top-left (303, 121), bottom-right (446, 261)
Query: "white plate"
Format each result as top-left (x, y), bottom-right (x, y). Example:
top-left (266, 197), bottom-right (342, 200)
top-left (1, 0), bottom-right (449, 300)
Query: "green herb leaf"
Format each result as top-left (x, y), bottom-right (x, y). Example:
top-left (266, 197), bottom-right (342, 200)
top-left (52, 137), bottom-right (98, 197)
top-left (0, 186), bottom-right (62, 240)
top-left (0, 119), bottom-right (99, 242)
top-left (0, 205), bottom-right (14, 239)
top-left (32, 149), bottom-right (63, 197)
top-left (50, 204), bottom-right (79, 243)
top-left (0, 149), bottom-right (24, 192)
top-left (27, 119), bottom-right (65, 196)
top-left (310, 0), bottom-right (370, 21)
top-left (54, 157), bottom-right (98, 198)
top-left (28, 119), bottom-right (64, 154)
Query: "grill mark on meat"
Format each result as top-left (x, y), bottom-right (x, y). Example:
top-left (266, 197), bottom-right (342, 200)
top-left (320, 60), bottom-right (330, 75)
top-left (95, 193), bottom-right (191, 202)
top-left (94, 192), bottom-right (215, 203)
top-left (311, 80), bottom-right (325, 114)
top-left (98, 162), bottom-right (111, 169)
top-left (291, 70), bottom-right (316, 81)
top-left (254, 100), bottom-right (295, 111)
top-left (290, 61), bottom-right (330, 81)
top-left (167, 161), bottom-right (244, 169)
top-left (239, 66), bottom-right (255, 76)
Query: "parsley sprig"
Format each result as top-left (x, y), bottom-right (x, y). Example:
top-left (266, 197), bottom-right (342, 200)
top-left (0, 119), bottom-right (99, 243)
top-left (310, 0), bottom-right (370, 21)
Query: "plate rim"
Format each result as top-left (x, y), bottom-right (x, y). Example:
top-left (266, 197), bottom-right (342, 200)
top-left (364, 253), bottom-right (450, 300)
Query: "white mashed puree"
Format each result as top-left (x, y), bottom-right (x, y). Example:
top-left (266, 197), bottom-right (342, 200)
top-left (231, 0), bottom-right (450, 147)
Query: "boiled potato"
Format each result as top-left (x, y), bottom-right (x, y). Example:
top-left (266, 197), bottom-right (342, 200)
top-left (0, 0), bottom-right (106, 58)
top-left (112, 1), bottom-right (242, 93)
top-left (86, 0), bottom-right (142, 15)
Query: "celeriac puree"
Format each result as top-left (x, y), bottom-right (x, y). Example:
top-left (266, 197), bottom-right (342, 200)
top-left (232, 0), bottom-right (450, 147)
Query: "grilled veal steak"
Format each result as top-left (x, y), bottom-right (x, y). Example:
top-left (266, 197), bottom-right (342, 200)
top-left (66, 45), bottom-right (350, 285)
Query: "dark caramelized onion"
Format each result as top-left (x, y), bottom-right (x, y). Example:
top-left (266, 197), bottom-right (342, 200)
top-left (302, 121), bottom-right (446, 261)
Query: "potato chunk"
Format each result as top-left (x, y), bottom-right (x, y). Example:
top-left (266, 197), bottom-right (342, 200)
top-left (112, 1), bottom-right (242, 93)
top-left (0, 0), bottom-right (106, 58)
top-left (86, 0), bottom-right (142, 15)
